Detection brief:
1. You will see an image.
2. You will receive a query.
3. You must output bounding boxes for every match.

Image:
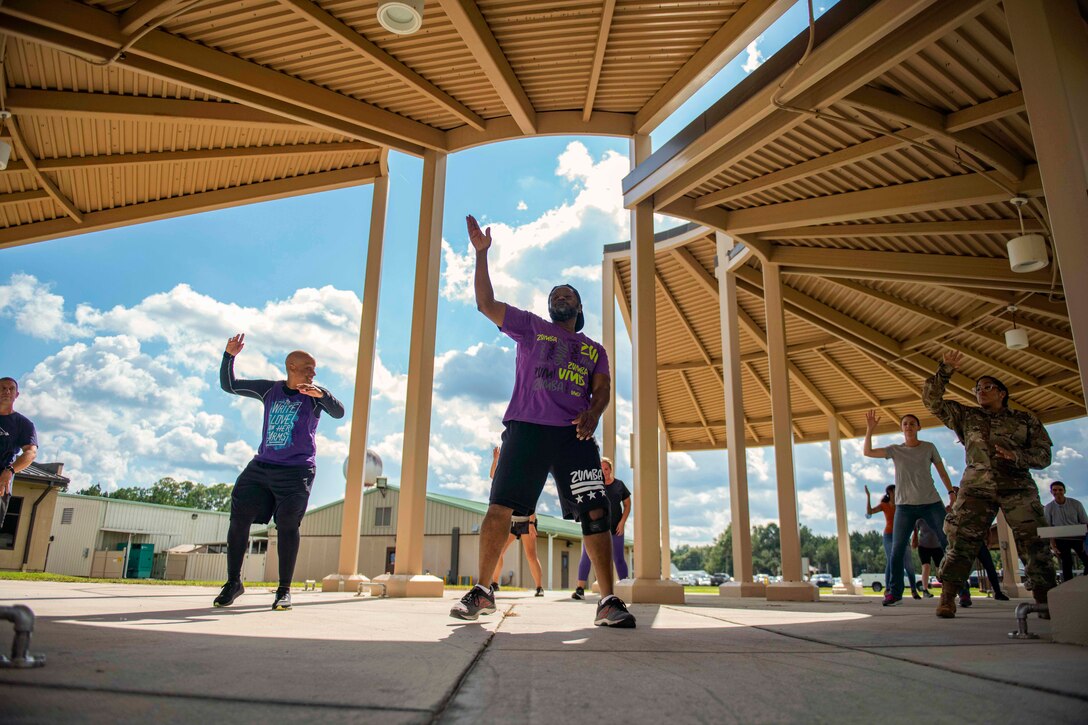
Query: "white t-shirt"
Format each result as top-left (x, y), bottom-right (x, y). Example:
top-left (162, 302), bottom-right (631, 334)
top-left (884, 441), bottom-right (943, 505)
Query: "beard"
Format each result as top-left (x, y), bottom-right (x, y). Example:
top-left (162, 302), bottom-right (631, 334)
top-left (549, 301), bottom-right (577, 324)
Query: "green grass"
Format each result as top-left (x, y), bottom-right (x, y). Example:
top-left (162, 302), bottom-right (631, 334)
top-left (0, 572), bottom-right (297, 588)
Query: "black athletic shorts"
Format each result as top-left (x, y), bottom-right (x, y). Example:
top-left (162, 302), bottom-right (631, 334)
top-left (491, 420), bottom-right (609, 523)
top-left (510, 517), bottom-right (534, 539)
top-left (917, 545), bottom-right (943, 567)
top-left (230, 459), bottom-right (315, 528)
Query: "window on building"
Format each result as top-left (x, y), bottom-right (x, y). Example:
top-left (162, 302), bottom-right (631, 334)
top-left (249, 540), bottom-right (267, 554)
top-left (0, 496), bottom-right (24, 550)
top-left (374, 506), bottom-right (392, 527)
top-left (61, 507), bottom-right (74, 525)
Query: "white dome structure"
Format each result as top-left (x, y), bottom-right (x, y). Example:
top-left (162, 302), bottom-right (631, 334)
top-left (342, 449), bottom-right (383, 486)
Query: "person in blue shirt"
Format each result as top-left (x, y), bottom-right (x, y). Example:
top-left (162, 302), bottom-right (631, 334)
top-left (214, 334), bottom-right (344, 611)
top-left (0, 377), bottom-right (38, 528)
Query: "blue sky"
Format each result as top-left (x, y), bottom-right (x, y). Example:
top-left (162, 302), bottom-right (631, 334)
top-left (1, 1), bottom-right (1084, 544)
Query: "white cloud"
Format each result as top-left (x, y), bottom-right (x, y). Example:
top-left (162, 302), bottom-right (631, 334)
top-left (0, 273), bottom-right (89, 341)
top-left (747, 448), bottom-right (770, 482)
top-left (517, 200), bottom-right (527, 211)
top-left (1056, 447), bottom-right (1083, 461)
top-left (741, 39), bottom-right (764, 74)
top-left (559, 264), bottom-right (602, 282)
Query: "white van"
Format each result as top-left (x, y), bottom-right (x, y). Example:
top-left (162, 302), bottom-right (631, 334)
top-left (856, 572), bottom-right (912, 592)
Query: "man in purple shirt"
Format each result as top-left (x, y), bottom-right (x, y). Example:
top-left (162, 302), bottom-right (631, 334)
top-left (449, 215), bottom-right (635, 628)
top-left (214, 334), bottom-right (344, 610)
top-left (0, 377), bottom-right (38, 528)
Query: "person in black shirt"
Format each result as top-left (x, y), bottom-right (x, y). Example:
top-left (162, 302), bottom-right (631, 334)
top-left (0, 377), bottom-right (38, 527)
top-left (571, 457), bottom-right (631, 600)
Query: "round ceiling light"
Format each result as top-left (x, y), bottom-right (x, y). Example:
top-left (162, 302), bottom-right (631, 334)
top-left (1005, 327), bottom-right (1029, 350)
top-left (1007, 233), bottom-right (1048, 274)
top-left (377, 0), bottom-right (424, 35)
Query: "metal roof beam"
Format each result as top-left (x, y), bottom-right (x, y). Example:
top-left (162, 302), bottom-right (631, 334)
top-left (7, 118), bottom-right (83, 223)
top-left (120, 0), bottom-right (188, 35)
top-left (582, 0), bottom-right (616, 123)
top-left (761, 219), bottom-right (1042, 239)
top-left (0, 164), bottom-right (380, 250)
top-left (841, 86), bottom-right (1024, 181)
top-left (635, 0), bottom-right (793, 134)
top-left (726, 165), bottom-right (1042, 234)
top-left (277, 0), bottom-right (484, 131)
top-left (0, 0), bottom-right (443, 154)
top-left (438, 0), bottom-right (536, 135)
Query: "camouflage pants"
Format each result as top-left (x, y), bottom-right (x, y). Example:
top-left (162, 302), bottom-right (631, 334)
top-left (938, 479), bottom-right (1056, 592)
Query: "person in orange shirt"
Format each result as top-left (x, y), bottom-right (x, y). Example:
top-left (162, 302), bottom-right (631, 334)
top-left (866, 484), bottom-right (919, 599)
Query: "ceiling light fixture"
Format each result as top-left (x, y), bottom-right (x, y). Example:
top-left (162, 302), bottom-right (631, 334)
top-left (1006, 197), bottom-right (1048, 273)
top-left (377, 0), bottom-right (424, 35)
top-left (1004, 305), bottom-right (1029, 350)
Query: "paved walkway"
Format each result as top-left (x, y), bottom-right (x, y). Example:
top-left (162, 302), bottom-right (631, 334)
top-left (2, 581), bottom-right (1085, 723)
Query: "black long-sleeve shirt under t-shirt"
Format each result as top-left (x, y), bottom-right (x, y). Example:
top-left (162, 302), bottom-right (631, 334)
top-left (220, 352), bottom-right (344, 467)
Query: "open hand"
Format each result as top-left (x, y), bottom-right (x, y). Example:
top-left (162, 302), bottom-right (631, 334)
top-left (942, 350), bottom-right (964, 370)
top-left (865, 409), bottom-right (880, 431)
top-left (466, 215), bottom-right (492, 253)
top-left (297, 383), bottom-right (324, 399)
top-left (0, 468), bottom-right (12, 497)
top-left (225, 333), bottom-right (245, 356)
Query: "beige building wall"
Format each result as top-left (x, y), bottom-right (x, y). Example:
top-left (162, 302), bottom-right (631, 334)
top-left (0, 481), bottom-right (63, 572)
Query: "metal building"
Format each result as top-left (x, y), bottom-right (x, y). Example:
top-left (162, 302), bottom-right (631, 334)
top-left (0, 462), bottom-right (69, 572)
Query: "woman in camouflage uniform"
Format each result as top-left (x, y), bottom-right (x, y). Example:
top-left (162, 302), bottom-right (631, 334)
top-left (923, 350), bottom-right (1057, 619)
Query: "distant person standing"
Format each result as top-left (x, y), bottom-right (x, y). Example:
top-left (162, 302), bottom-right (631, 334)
top-left (0, 377), bottom-right (38, 527)
top-left (489, 446), bottom-right (546, 596)
top-left (572, 457), bottom-right (631, 600)
top-left (865, 484), bottom-right (919, 599)
top-left (1044, 481), bottom-right (1088, 582)
top-left (214, 334), bottom-right (344, 611)
top-left (924, 351), bottom-right (1056, 619)
top-left (863, 411), bottom-right (955, 606)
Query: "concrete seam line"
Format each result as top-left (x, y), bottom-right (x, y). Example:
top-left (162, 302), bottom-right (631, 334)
top-left (663, 606), bottom-right (1088, 705)
top-left (0, 680), bottom-right (433, 713)
top-left (429, 603), bottom-right (513, 724)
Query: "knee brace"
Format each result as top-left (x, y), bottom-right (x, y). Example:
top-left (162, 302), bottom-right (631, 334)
top-left (581, 508), bottom-right (611, 535)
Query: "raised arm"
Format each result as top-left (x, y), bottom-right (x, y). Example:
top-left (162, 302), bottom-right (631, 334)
top-left (489, 445), bottom-right (500, 479)
top-left (862, 410), bottom-right (887, 458)
top-left (923, 351), bottom-right (966, 435)
top-left (220, 333), bottom-right (272, 400)
top-left (314, 387), bottom-right (345, 419)
top-left (467, 215), bottom-right (506, 327)
top-left (864, 485), bottom-right (877, 516)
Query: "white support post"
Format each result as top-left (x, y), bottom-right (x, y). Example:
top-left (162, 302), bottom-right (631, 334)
top-left (829, 416), bottom-right (862, 595)
top-left (602, 256), bottom-right (617, 464)
top-left (324, 175), bottom-right (388, 592)
top-left (375, 151), bottom-right (447, 598)
top-left (762, 261), bottom-right (818, 601)
top-left (658, 427), bottom-right (670, 581)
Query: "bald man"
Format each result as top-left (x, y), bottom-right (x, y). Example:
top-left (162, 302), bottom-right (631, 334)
top-left (215, 333), bottom-right (344, 610)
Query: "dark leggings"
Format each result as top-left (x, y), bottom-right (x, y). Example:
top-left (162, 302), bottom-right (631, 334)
top-left (226, 517), bottom-right (301, 588)
top-left (577, 533), bottom-right (628, 581)
top-left (975, 545), bottom-right (1002, 594)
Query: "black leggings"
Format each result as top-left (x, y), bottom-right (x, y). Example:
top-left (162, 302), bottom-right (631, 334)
top-left (227, 516), bottom-right (301, 588)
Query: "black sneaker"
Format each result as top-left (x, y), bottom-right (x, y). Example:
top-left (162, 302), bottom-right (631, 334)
top-left (571, 586), bottom-right (585, 600)
top-left (450, 585), bottom-right (496, 621)
top-left (594, 595), bottom-right (636, 628)
top-left (994, 591), bottom-right (1010, 601)
top-left (911, 587), bottom-right (921, 600)
top-left (959, 591), bottom-right (973, 608)
top-left (213, 580), bottom-right (244, 607)
top-left (922, 588), bottom-right (934, 599)
top-left (272, 587), bottom-right (292, 611)
top-left (535, 587), bottom-right (544, 597)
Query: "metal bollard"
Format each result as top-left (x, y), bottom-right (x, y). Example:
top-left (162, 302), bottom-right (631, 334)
top-left (1007, 601), bottom-right (1048, 640)
top-left (0, 605), bottom-right (46, 668)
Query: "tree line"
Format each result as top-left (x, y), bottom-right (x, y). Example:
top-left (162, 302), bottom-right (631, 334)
top-left (673, 523), bottom-right (906, 577)
top-left (77, 477), bottom-right (233, 512)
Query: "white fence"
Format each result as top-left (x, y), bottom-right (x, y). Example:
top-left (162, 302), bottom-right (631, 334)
top-left (156, 552), bottom-right (266, 582)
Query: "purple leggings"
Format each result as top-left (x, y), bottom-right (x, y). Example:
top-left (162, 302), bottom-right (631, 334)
top-left (577, 533), bottom-right (629, 581)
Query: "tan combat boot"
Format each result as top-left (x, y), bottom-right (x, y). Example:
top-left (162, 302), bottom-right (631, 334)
top-left (935, 581), bottom-right (959, 618)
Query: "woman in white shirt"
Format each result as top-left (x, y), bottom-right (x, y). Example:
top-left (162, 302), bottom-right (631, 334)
top-left (864, 410), bottom-right (956, 606)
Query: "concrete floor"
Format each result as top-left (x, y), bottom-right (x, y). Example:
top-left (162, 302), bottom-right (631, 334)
top-left (1, 581), bottom-right (1085, 723)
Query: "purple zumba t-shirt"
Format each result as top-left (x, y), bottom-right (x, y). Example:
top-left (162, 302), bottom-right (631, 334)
top-left (501, 305), bottom-right (610, 426)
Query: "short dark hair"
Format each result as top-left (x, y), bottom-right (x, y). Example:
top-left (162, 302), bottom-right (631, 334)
top-left (975, 376), bottom-right (1009, 408)
top-left (1050, 481), bottom-right (1066, 491)
top-left (0, 377), bottom-right (18, 392)
top-left (900, 413), bottom-right (920, 426)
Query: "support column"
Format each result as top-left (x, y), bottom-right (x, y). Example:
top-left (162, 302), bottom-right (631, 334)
top-left (658, 427), bottom-right (670, 581)
top-left (829, 416), bottom-right (862, 595)
top-left (762, 261), bottom-right (817, 602)
top-left (374, 150), bottom-right (446, 598)
top-left (1006, 0), bottom-right (1088, 396)
top-left (716, 233), bottom-right (764, 598)
top-left (324, 175), bottom-right (388, 593)
top-left (548, 534), bottom-right (555, 590)
top-left (997, 510), bottom-right (1031, 598)
top-left (602, 256), bottom-right (617, 464)
top-left (614, 193), bottom-right (683, 605)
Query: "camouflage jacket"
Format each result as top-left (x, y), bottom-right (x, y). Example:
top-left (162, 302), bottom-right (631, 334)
top-left (923, 362), bottom-right (1052, 481)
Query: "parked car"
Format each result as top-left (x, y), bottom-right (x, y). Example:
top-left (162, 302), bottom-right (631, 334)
top-left (812, 573), bottom-right (834, 588)
top-left (710, 572), bottom-right (731, 586)
top-left (696, 574), bottom-right (713, 586)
